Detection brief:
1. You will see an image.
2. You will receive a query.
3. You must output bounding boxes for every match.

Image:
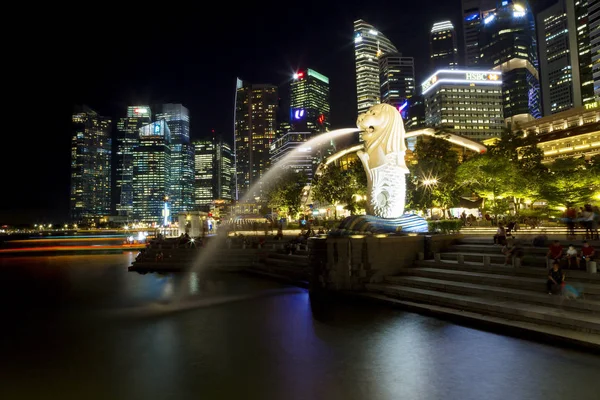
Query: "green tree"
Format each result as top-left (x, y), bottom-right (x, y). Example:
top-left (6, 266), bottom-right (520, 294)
top-left (456, 154), bottom-right (515, 218)
top-left (406, 134), bottom-right (460, 216)
top-left (541, 158), bottom-right (596, 209)
top-left (311, 161), bottom-right (366, 218)
top-left (264, 169), bottom-right (307, 219)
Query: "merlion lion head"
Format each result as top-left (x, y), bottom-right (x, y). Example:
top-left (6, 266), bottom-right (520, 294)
top-left (356, 103), bottom-right (406, 154)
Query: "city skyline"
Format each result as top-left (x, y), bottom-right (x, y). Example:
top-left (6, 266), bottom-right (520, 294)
top-left (2, 0), bottom-right (558, 224)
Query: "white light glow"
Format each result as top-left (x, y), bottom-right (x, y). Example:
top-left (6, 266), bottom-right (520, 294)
top-left (369, 29), bottom-right (378, 35)
top-left (422, 78), bottom-right (502, 95)
top-left (484, 14), bottom-right (495, 24)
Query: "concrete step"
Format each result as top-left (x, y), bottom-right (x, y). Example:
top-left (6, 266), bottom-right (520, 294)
top-left (450, 244), bottom-right (548, 255)
top-left (355, 292), bottom-right (600, 349)
top-left (384, 275), bottom-right (600, 313)
top-left (365, 284), bottom-right (600, 334)
top-left (439, 252), bottom-right (547, 267)
top-left (395, 267), bottom-right (600, 299)
top-left (415, 259), bottom-right (600, 283)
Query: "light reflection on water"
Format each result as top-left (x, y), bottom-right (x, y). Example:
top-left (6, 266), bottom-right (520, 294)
top-left (0, 253), bottom-right (599, 400)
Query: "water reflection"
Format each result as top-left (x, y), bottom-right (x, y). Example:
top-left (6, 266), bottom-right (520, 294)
top-left (1, 254), bottom-right (599, 400)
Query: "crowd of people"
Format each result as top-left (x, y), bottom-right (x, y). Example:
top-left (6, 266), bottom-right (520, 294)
top-left (562, 203), bottom-right (600, 239)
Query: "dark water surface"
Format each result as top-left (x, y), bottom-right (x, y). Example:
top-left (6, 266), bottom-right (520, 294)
top-left (0, 253), bottom-right (598, 400)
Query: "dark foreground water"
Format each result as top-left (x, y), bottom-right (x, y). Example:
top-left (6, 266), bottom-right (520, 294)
top-left (0, 253), bottom-right (599, 400)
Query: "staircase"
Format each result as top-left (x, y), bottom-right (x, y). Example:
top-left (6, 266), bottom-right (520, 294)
top-left (365, 236), bottom-right (600, 348)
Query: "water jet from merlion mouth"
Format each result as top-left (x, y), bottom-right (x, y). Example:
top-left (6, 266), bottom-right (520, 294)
top-left (165, 127), bottom-right (361, 303)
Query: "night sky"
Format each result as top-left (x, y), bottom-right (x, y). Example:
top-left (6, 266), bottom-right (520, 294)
top-left (2, 0), bottom-right (553, 224)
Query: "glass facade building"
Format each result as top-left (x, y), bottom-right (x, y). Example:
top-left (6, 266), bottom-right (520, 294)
top-left (538, 0), bottom-right (595, 116)
top-left (193, 136), bottom-right (234, 207)
top-left (462, 0), bottom-right (498, 66)
top-left (422, 69), bottom-right (505, 141)
top-left (479, 0), bottom-right (541, 125)
top-left (430, 21), bottom-right (459, 71)
top-left (155, 104), bottom-right (194, 217)
top-left (193, 140), bottom-right (214, 207)
top-left (115, 105), bottom-right (151, 217)
top-left (71, 106), bottom-right (112, 223)
top-left (354, 19), bottom-right (398, 116)
top-left (269, 132), bottom-right (316, 183)
top-left (591, 0), bottom-right (600, 98)
top-left (290, 68), bottom-right (330, 133)
top-left (133, 120), bottom-right (171, 224)
top-left (234, 79), bottom-right (278, 200)
top-left (379, 53), bottom-right (415, 111)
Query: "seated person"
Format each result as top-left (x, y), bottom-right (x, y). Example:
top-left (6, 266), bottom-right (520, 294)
top-left (494, 224), bottom-right (507, 245)
top-left (547, 262), bottom-right (565, 294)
top-left (532, 232), bottom-right (548, 247)
top-left (579, 241), bottom-right (596, 264)
top-left (501, 240), bottom-right (523, 266)
top-left (565, 244), bottom-right (579, 269)
top-left (546, 240), bottom-right (563, 264)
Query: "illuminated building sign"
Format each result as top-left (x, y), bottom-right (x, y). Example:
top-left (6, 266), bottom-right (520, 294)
top-left (465, 72), bottom-right (500, 81)
top-left (317, 114), bottom-right (325, 124)
top-left (584, 102), bottom-right (598, 110)
top-left (134, 108), bottom-right (148, 114)
top-left (465, 13), bottom-right (478, 21)
top-left (140, 120), bottom-right (167, 137)
top-left (293, 71), bottom-right (305, 80)
top-left (421, 69), bottom-right (502, 95)
top-left (292, 108), bottom-right (306, 120)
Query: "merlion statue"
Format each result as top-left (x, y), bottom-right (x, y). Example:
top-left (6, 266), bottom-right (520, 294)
top-left (356, 104), bottom-right (409, 219)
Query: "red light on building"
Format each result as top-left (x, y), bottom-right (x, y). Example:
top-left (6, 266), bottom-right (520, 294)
top-left (297, 71), bottom-right (304, 78)
top-left (317, 114), bottom-right (325, 124)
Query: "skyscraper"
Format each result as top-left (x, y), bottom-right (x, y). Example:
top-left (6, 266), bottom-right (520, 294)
top-left (354, 19), bottom-right (398, 116)
top-left (155, 104), bottom-right (194, 217)
top-left (422, 69), bottom-right (504, 141)
top-left (193, 140), bottom-right (214, 207)
top-left (71, 106), bottom-right (112, 223)
top-left (269, 132), bottom-right (315, 183)
top-left (115, 105), bottom-right (151, 217)
top-left (429, 21), bottom-right (459, 71)
top-left (133, 120), bottom-right (171, 224)
top-left (379, 53), bottom-right (415, 111)
top-left (234, 79), bottom-right (278, 200)
top-left (462, 0), bottom-right (498, 66)
top-left (290, 68), bottom-right (330, 133)
top-left (479, 0), bottom-right (541, 125)
top-left (194, 136), bottom-right (234, 207)
top-left (591, 0), bottom-right (600, 98)
top-left (538, 0), bottom-right (595, 115)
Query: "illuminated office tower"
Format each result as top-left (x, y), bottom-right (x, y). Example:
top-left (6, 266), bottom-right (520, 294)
top-left (70, 106), bottom-right (112, 223)
top-left (234, 79), bottom-right (278, 200)
top-left (379, 53), bottom-right (415, 112)
top-left (479, 0), bottom-right (541, 125)
top-left (193, 140), bottom-right (214, 207)
top-left (214, 137), bottom-right (234, 201)
top-left (592, 0), bottom-right (600, 98)
top-left (429, 21), bottom-right (459, 71)
top-left (269, 132), bottom-right (315, 183)
top-left (193, 136), bottom-right (234, 207)
top-left (132, 120), bottom-right (171, 224)
top-left (538, 0), bottom-right (595, 115)
top-left (462, 0), bottom-right (498, 66)
top-left (115, 105), bottom-right (151, 216)
top-left (154, 104), bottom-right (194, 217)
top-left (422, 69), bottom-right (504, 141)
top-left (290, 68), bottom-right (330, 133)
top-left (354, 19), bottom-right (398, 116)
